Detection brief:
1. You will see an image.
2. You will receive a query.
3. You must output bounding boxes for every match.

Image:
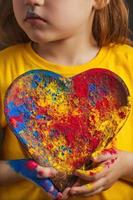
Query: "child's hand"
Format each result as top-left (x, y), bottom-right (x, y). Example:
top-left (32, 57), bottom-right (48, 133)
top-left (8, 159), bottom-right (62, 200)
top-left (62, 149), bottom-right (133, 200)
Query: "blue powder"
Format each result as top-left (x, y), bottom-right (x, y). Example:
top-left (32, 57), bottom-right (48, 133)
top-left (88, 83), bottom-right (96, 92)
top-left (33, 131), bottom-right (39, 138)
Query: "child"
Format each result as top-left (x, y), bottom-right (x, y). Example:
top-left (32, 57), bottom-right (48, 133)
top-left (0, 0), bottom-right (133, 200)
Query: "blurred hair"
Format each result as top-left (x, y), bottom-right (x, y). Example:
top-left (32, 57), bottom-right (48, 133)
top-left (0, 0), bottom-right (132, 49)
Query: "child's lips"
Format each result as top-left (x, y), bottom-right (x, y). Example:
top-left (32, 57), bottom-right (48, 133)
top-left (25, 17), bottom-right (48, 26)
top-left (25, 17), bottom-right (47, 22)
top-left (26, 18), bottom-right (47, 25)
top-left (24, 14), bottom-right (48, 24)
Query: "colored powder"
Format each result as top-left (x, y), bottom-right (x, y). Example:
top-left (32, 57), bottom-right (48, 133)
top-left (4, 69), bottom-right (130, 174)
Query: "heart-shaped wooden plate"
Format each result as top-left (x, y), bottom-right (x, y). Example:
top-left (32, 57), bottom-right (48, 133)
top-left (4, 68), bottom-right (131, 190)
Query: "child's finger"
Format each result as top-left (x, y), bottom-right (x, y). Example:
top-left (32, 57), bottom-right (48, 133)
top-left (74, 165), bottom-right (107, 182)
top-left (27, 161), bottom-right (58, 178)
top-left (61, 187), bottom-right (71, 200)
top-left (81, 187), bottom-right (103, 197)
top-left (69, 177), bottom-right (105, 196)
top-left (72, 178), bottom-right (81, 187)
top-left (92, 153), bottom-right (114, 163)
top-left (92, 148), bottom-right (118, 163)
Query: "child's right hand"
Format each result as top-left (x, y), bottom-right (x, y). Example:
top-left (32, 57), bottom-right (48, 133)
top-left (62, 149), bottom-right (133, 200)
top-left (7, 159), bottom-right (62, 200)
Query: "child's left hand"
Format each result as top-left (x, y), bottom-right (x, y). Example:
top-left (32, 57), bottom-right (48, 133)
top-left (62, 149), bottom-right (133, 200)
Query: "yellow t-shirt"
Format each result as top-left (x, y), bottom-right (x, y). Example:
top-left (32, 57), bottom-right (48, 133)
top-left (0, 42), bottom-right (133, 200)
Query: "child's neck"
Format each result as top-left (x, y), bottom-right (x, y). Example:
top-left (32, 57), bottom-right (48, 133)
top-left (32, 32), bottom-right (99, 67)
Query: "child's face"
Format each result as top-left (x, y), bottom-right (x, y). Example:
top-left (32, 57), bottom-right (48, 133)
top-left (12, 0), bottom-right (95, 43)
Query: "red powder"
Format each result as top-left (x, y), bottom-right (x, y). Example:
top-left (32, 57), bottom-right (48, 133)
top-left (102, 148), bottom-right (117, 155)
top-left (89, 171), bottom-right (96, 176)
top-left (26, 160), bottom-right (38, 170)
top-left (90, 137), bottom-right (100, 151)
top-left (119, 111), bottom-right (126, 119)
top-left (73, 75), bottom-right (88, 98)
top-left (47, 144), bottom-right (53, 150)
top-left (111, 158), bottom-right (115, 164)
top-left (38, 170), bottom-right (44, 177)
top-left (10, 115), bottom-right (23, 128)
top-left (55, 193), bottom-right (63, 200)
top-left (10, 118), bottom-right (17, 128)
top-left (105, 161), bottom-right (110, 168)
